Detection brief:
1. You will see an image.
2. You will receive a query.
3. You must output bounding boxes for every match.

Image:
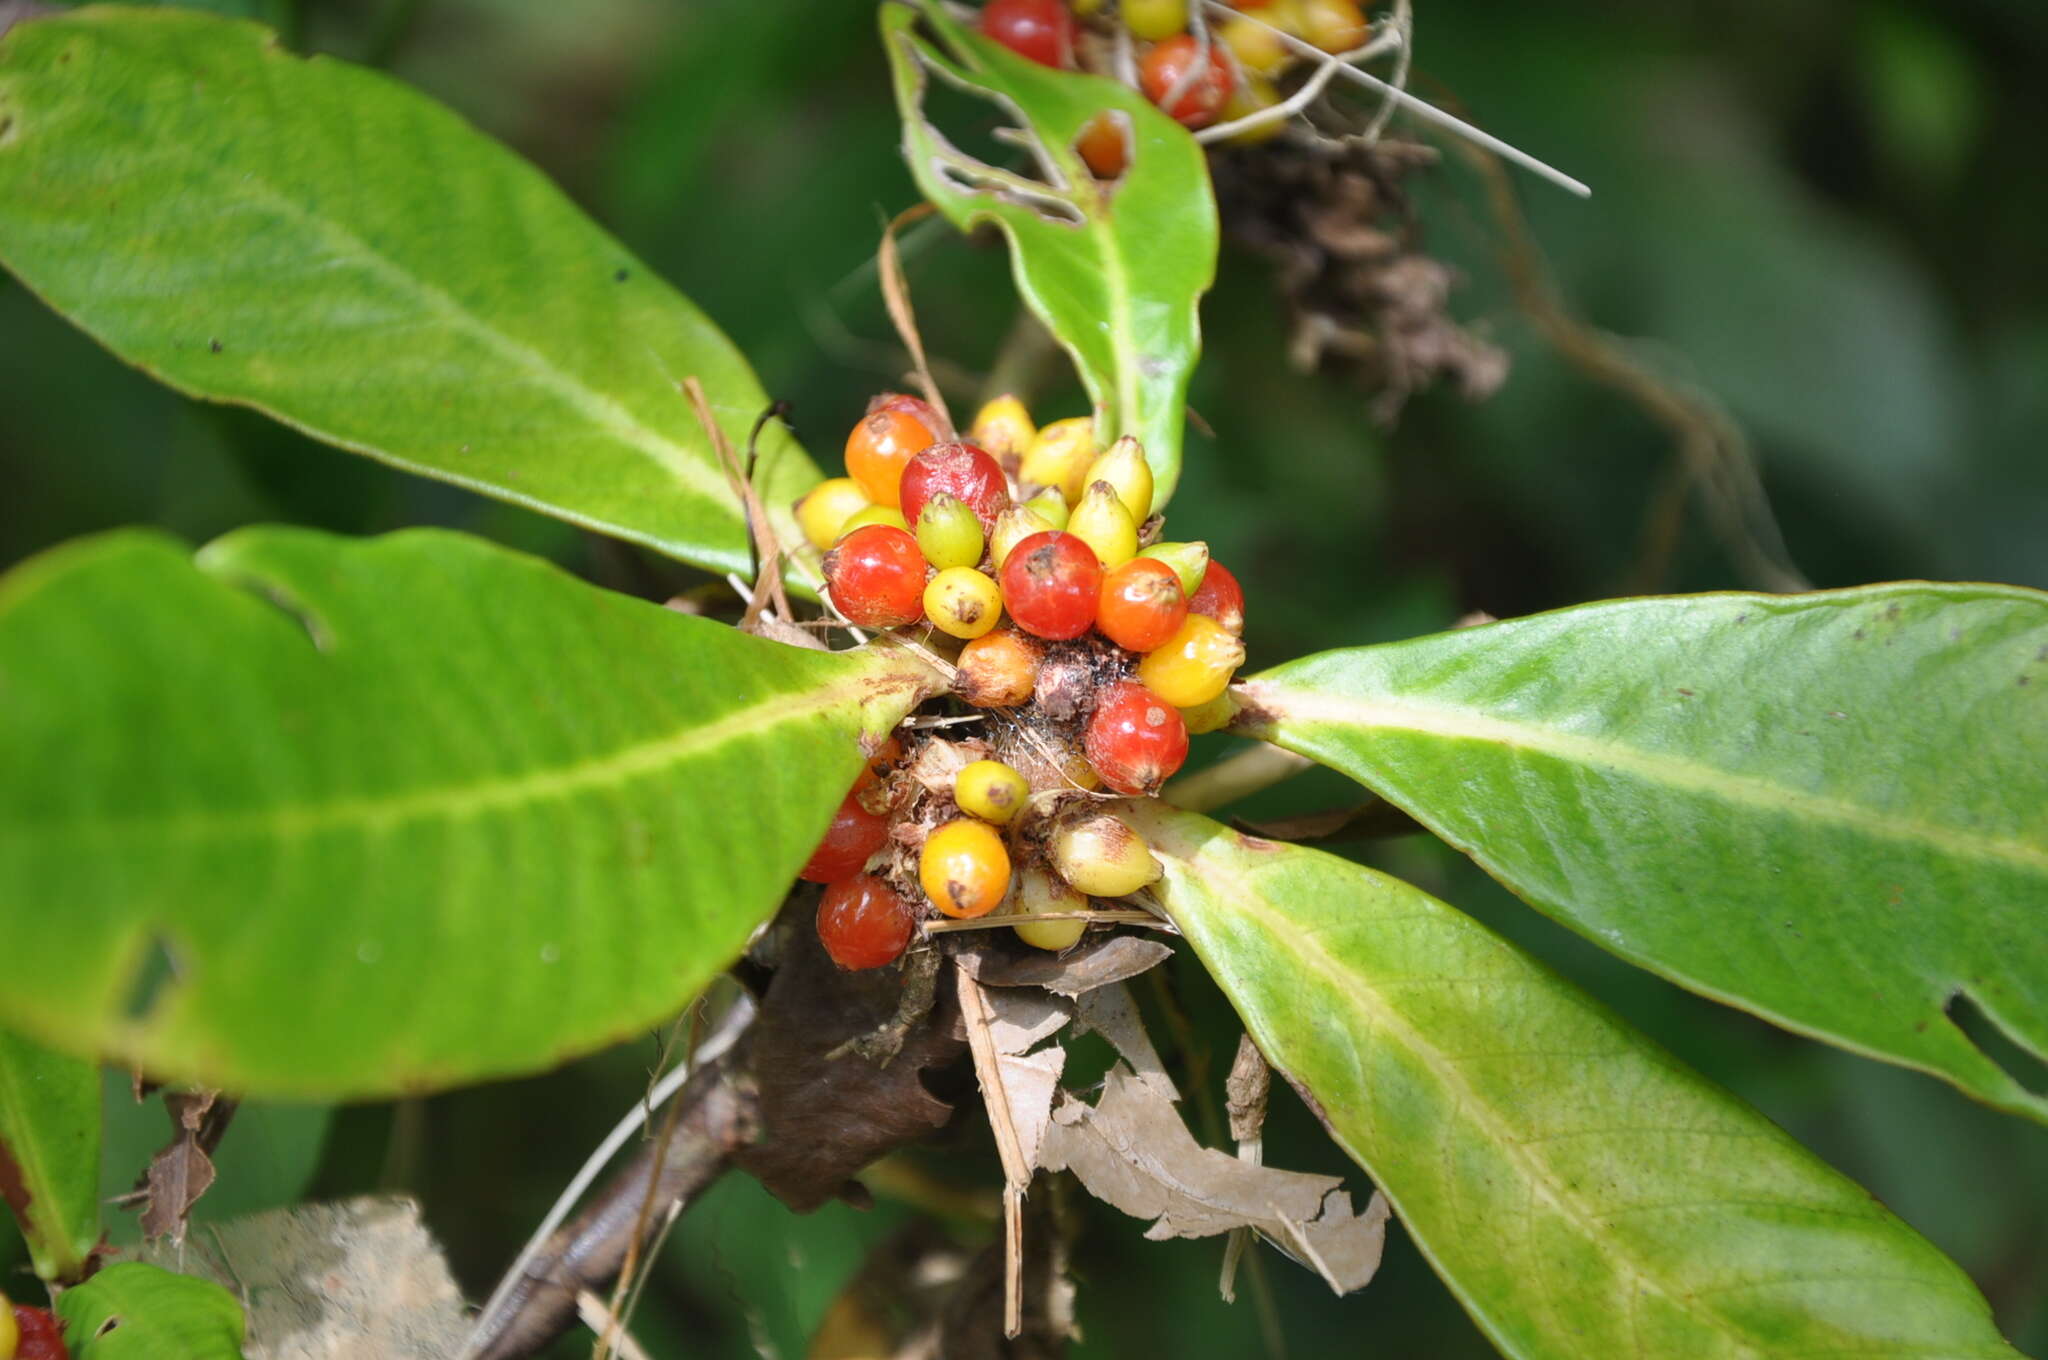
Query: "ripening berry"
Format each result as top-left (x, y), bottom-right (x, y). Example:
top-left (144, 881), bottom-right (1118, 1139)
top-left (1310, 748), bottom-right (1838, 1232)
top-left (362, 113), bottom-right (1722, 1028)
top-left (955, 759), bottom-right (1031, 825)
top-left (0, 1297), bottom-right (15, 1360)
top-left (921, 819), bottom-right (1012, 918)
top-left (999, 531), bottom-right (1104, 639)
top-left (1075, 111), bottom-right (1129, 180)
top-left (956, 628), bottom-right (1042, 707)
top-left (915, 492), bottom-right (986, 570)
top-left (838, 504), bottom-right (910, 537)
top-left (1297, 0), bottom-right (1368, 52)
top-left (1010, 864), bottom-right (1089, 952)
top-left (1020, 486), bottom-right (1070, 530)
top-left (1097, 557), bottom-right (1189, 652)
top-left (990, 505), bottom-right (1057, 569)
top-left (817, 875), bottom-right (917, 970)
top-left (1065, 480), bottom-right (1139, 568)
top-left (970, 394), bottom-right (1037, 463)
top-left (800, 787), bottom-right (891, 882)
top-left (1051, 810), bottom-right (1161, 897)
top-left (1219, 72), bottom-right (1286, 143)
top-left (924, 566), bottom-right (1004, 640)
top-left (978, 0), bottom-right (1074, 67)
top-left (1137, 614), bottom-right (1246, 707)
top-left (1084, 435), bottom-right (1155, 523)
top-left (1020, 417), bottom-right (1098, 506)
top-left (1125, 0), bottom-right (1189, 41)
top-left (1187, 560), bottom-right (1245, 634)
top-left (6, 1302), bottom-right (66, 1360)
top-left (1139, 540), bottom-right (1210, 596)
top-left (1084, 680), bottom-right (1190, 795)
top-left (900, 441), bottom-right (1011, 534)
top-left (825, 524), bottom-right (928, 627)
top-left (845, 406), bottom-right (938, 508)
top-left (1178, 690), bottom-right (1238, 734)
top-left (1218, 12), bottom-right (1288, 74)
top-left (1140, 34), bottom-right (1236, 128)
top-left (796, 477), bottom-right (871, 551)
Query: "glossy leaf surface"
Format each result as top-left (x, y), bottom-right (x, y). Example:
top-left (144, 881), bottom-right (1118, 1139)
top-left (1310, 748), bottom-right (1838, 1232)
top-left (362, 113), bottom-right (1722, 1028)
top-left (0, 9), bottom-right (815, 577)
top-left (1238, 585), bottom-right (2048, 1122)
top-left (57, 1261), bottom-right (246, 1359)
top-left (1131, 802), bottom-right (2022, 1360)
top-left (0, 527), bottom-right (934, 1097)
top-left (0, 1026), bottom-right (99, 1281)
top-left (882, 0), bottom-right (1216, 509)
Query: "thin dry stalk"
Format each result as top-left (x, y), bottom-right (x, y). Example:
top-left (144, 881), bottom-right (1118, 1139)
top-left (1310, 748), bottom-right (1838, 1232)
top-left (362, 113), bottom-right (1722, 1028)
top-left (684, 377), bottom-right (792, 625)
top-left (881, 204), bottom-right (955, 435)
top-left (954, 964), bottom-right (1031, 1338)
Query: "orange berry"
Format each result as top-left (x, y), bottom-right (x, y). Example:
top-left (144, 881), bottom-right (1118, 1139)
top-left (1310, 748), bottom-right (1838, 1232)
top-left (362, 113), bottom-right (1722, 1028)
top-left (845, 407), bottom-right (938, 508)
top-left (921, 819), bottom-right (1012, 919)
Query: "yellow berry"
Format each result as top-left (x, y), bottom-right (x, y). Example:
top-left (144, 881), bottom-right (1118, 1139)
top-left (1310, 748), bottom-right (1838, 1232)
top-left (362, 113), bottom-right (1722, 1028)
top-left (955, 759), bottom-right (1031, 825)
top-left (1137, 614), bottom-right (1246, 707)
top-left (1050, 811), bottom-right (1160, 897)
top-left (924, 566), bottom-right (1003, 639)
top-left (1010, 864), bottom-right (1088, 952)
top-left (838, 503), bottom-right (910, 537)
top-left (1066, 480), bottom-right (1139, 568)
top-left (796, 478), bottom-right (872, 551)
top-left (990, 505), bottom-right (1056, 569)
top-left (1298, 0), bottom-right (1368, 52)
top-left (0, 1295), bottom-right (17, 1360)
top-left (970, 393), bottom-right (1037, 462)
top-left (1122, 0), bottom-right (1188, 42)
top-left (1020, 417), bottom-right (1098, 506)
top-left (1219, 13), bottom-right (1289, 75)
top-left (1220, 72), bottom-right (1286, 144)
top-left (921, 818), bottom-right (1011, 918)
top-left (1083, 435), bottom-right (1155, 523)
top-left (1021, 486), bottom-right (1070, 529)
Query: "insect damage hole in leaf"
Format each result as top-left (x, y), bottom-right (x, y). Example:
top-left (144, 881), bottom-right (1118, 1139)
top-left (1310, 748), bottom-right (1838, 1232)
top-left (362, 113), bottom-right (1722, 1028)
top-left (1944, 989), bottom-right (2048, 1098)
top-left (893, 31), bottom-right (1087, 229)
top-left (119, 933), bottom-right (182, 1025)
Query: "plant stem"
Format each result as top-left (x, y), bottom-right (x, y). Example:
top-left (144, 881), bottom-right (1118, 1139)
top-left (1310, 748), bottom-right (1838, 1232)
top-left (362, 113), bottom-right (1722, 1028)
top-left (1162, 743), bottom-right (1313, 814)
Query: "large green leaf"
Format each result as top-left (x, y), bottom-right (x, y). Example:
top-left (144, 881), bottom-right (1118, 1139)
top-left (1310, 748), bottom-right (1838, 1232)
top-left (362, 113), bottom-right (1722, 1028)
top-left (0, 8), bottom-right (815, 578)
top-left (1129, 803), bottom-right (2023, 1360)
top-left (1236, 585), bottom-right (2048, 1123)
top-left (57, 1261), bottom-right (245, 1359)
top-left (0, 527), bottom-right (936, 1098)
top-left (0, 1027), bottom-right (99, 1281)
top-left (881, 0), bottom-right (1216, 511)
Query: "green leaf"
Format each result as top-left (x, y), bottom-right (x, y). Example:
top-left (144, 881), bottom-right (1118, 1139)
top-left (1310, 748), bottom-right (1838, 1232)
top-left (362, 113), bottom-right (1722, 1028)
top-left (0, 9), bottom-right (817, 580)
top-left (881, 0), bottom-right (1216, 511)
top-left (56, 1261), bottom-right (246, 1359)
top-left (0, 527), bottom-right (936, 1098)
top-left (1236, 584), bottom-right (2048, 1123)
top-left (1129, 802), bottom-right (2024, 1360)
top-left (0, 1026), bottom-right (99, 1281)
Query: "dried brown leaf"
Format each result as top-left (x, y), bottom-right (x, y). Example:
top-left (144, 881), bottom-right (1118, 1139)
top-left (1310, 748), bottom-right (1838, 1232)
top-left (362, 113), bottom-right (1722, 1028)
top-left (136, 1090), bottom-right (234, 1243)
top-left (1072, 983), bottom-right (1176, 1103)
top-left (954, 934), bottom-right (1174, 998)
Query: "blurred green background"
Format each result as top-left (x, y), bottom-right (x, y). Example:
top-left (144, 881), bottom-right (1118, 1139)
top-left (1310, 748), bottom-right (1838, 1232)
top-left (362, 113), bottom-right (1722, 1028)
top-left (2, 0), bottom-right (2044, 1354)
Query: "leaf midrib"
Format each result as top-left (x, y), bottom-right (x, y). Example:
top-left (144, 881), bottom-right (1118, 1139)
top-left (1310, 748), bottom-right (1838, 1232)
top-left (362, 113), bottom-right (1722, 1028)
top-left (1253, 684), bottom-right (2048, 875)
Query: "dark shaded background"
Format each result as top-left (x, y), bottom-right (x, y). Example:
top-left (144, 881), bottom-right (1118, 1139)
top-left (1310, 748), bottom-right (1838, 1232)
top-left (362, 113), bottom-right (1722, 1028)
top-left (2, 0), bottom-right (2044, 1355)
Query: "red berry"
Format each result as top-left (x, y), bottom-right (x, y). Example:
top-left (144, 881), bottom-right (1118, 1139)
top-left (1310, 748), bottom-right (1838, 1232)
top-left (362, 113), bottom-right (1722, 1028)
top-left (800, 788), bottom-right (891, 883)
top-left (1097, 557), bottom-right (1189, 652)
top-left (868, 390), bottom-right (948, 437)
top-left (12, 1305), bottom-right (71, 1360)
top-left (817, 875), bottom-right (917, 970)
top-left (825, 524), bottom-right (928, 628)
top-left (998, 531), bottom-right (1104, 640)
top-left (979, 0), bottom-right (1075, 67)
top-left (1188, 560), bottom-right (1244, 634)
top-left (1084, 680), bottom-right (1190, 795)
top-left (1140, 34), bottom-right (1236, 127)
top-left (900, 442), bottom-right (1011, 536)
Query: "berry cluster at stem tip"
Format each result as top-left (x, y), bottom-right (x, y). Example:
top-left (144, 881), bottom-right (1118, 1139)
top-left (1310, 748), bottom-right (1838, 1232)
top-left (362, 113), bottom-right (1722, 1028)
top-left (794, 393), bottom-right (1248, 971)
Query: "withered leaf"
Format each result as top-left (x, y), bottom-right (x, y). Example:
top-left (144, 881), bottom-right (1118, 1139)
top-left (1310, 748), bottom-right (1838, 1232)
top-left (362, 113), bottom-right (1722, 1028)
top-left (137, 1090), bottom-right (235, 1243)
top-left (1039, 1065), bottom-right (1389, 1294)
top-left (954, 934), bottom-right (1174, 998)
top-left (978, 985), bottom-right (1072, 1176)
top-left (1072, 983), bottom-right (1177, 1103)
top-left (1225, 1035), bottom-right (1270, 1147)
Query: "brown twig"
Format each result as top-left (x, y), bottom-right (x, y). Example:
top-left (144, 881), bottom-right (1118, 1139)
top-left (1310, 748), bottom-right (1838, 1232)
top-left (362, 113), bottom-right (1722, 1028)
top-left (880, 204), bottom-right (955, 436)
top-left (954, 963), bottom-right (1029, 1339)
top-left (683, 376), bottom-right (793, 626)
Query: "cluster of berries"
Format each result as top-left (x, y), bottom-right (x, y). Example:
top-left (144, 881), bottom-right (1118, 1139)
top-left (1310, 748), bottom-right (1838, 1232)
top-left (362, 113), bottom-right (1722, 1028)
top-left (1, 1293), bottom-right (69, 1360)
top-left (791, 393), bottom-right (1247, 972)
top-left (977, 0), bottom-right (1371, 162)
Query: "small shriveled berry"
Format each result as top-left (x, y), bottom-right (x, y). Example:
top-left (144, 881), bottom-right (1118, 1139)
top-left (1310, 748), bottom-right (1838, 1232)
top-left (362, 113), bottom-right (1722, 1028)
top-left (924, 566), bottom-right (1004, 640)
top-left (1050, 810), bottom-right (1161, 897)
top-left (800, 787), bottom-right (890, 883)
top-left (1075, 111), bottom-right (1129, 180)
top-left (1178, 690), bottom-right (1238, 734)
top-left (978, 0), bottom-right (1075, 66)
top-left (1096, 557), bottom-right (1189, 652)
top-left (1019, 417), bottom-right (1098, 506)
top-left (921, 819), bottom-right (1012, 919)
top-left (1065, 480), bottom-right (1139, 568)
top-left (990, 505), bottom-right (1056, 569)
top-left (1140, 34), bottom-right (1236, 128)
top-left (955, 628), bottom-right (1042, 707)
top-left (795, 477), bottom-right (871, 551)
top-left (817, 875), bottom-right (916, 970)
top-left (955, 759), bottom-right (1031, 825)
top-left (845, 405), bottom-right (938, 508)
top-left (1187, 560), bottom-right (1245, 634)
top-left (1020, 486), bottom-right (1071, 529)
top-left (1139, 540), bottom-right (1210, 596)
top-left (999, 531), bottom-right (1104, 639)
top-left (1084, 680), bottom-right (1190, 795)
top-left (825, 524), bottom-right (927, 627)
top-left (1010, 864), bottom-right (1088, 952)
top-left (900, 441), bottom-right (1011, 534)
top-left (1084, 435), bottom-right (1154, 523)
top-left (1137, 614), bottom-right (1246, 707)
top-left (969, 394), bottom-right (1037, 463)
top-left (915, 492), bottom-right (986, 570)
